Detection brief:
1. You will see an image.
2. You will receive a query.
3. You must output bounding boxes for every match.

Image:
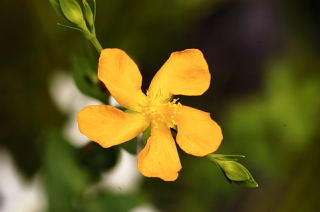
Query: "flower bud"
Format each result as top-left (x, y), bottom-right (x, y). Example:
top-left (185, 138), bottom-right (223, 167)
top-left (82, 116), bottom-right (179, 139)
top-left (59, 0), bottom-right (87, 30)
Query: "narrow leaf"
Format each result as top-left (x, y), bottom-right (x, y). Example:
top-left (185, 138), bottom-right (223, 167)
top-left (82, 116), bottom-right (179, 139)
top-left (216, 160), bottom-right (250, 181)
top-left (49, 0), bottom-right (66, 20)
top-left (93, 0), bottom-right (96, 21)
top-left (207, 153), bottom-right (259, 187)
top-left (235, 178), bottom-right (259, 187)
top-left (208, 154), bottom-right (245, 161)
top-left (57, 23), bottom-right (84, 32)
top-left (82, 0), bottom-right (94, 29)
top-left (234, 166), bottom-right (259, 187)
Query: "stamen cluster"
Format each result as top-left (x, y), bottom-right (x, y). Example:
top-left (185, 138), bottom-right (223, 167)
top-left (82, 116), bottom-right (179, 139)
top-left (139, 91), bottom-right (181, 128)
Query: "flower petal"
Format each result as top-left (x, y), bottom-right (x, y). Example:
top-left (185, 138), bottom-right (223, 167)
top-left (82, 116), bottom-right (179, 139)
top-left (148, 49), bottom-right (211, 98)
top-left (77, 105), bottom-right (147, 148)
top-left (98, 48), bottom-right (146, 111)
top-left (175, 106), bottom-right (223, 156)
top-left (138, 124), bottom-right (181, 181)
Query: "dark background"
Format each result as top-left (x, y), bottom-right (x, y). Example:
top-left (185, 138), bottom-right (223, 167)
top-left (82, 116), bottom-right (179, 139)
top-left (1, 0), bottom-right (320, 211)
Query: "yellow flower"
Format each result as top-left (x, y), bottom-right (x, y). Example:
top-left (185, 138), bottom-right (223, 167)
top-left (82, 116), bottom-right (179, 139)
top-left (77, 48), bottom-right (223, 181)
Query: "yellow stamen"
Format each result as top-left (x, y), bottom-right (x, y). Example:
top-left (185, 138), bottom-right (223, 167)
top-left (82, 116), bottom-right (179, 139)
top-left (138, 90), bottom-right (181, 128)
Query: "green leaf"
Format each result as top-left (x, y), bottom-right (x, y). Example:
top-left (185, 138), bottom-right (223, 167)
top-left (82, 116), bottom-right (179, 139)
top-left (142, 126), bottom-right (151, 144)
top-left (49, 0), bottom-right (67, 20)
top-left (82, 0), bottom-right (94, 29)
top-left (92, 0), bottom-right (96, 22)
top-left (215, 160), bottom-right (250, 181)
top-left (57, 22), bottom-right (84, 32)
top-left (233, 163), bottom-right (259, 187)
top-left (207, 153), bottom-right (259, 187)
top-left (208, 154), bottom-right (245, 161)
top-left (72, 56), bottom-right (107, 103)
top-left (119, 138), bottom-right (137, 154)
top-left (44, 130), bottom-right (89, 211)
top-left (234, 177), bottom-right (259, 188)
top-left (59, 0), bottom-right (87, 29)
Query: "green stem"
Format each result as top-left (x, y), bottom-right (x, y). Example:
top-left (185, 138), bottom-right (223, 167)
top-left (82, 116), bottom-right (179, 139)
top-left (83, 29), bottom-right (103, 53)
top-left (88, 35), bottom-right (103, 53)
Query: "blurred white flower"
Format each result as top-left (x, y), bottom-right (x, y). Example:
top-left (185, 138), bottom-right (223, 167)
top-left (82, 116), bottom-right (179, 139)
top-left (109, 95), bottom-right (120, 107)
top-left (0, 149), bottom-right (46, 212)
top-left (100, 149), bottom-right (142, 193)
top-left (49, 72), bottom-right (142, 193)
top-left (130, 203), bottom-right (160, 212)
top-left (49, 71), bottom-right (101, 147)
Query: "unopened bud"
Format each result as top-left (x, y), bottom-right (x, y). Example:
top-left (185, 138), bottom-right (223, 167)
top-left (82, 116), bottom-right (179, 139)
top-left (59, 0), bottom-right (87, 30)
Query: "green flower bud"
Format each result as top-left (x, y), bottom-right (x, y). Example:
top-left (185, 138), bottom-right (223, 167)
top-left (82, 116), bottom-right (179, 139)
top-left (59, 0), bottom-right (87, 30)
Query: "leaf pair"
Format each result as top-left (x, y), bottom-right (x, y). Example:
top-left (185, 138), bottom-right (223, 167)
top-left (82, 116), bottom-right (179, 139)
top-left (208, 154), bottom-right (258, 187)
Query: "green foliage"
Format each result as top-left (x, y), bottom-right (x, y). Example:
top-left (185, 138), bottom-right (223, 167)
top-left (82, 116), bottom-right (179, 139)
top-left (217, 160), bottom-right (250, 181)
top-left (5, 0), bottom-right (320, 211)
top-left (264, 59), bottom-right (320, 149)
top-left (44, 131), bottom-right (90, 212)
top-left (44, 131), bottom-right (146, 211)
top-left (142, 126), bottom-right (151, 144)
top-left (119, 138), bottom-right (137, 155)
top-left (72, 56), bottom-right (107, 103)
top-left (49, 0), bottom-right (102, 52)
top-left (224, 52), bottom-right (320, 176)
top-left (208, 154), bottom-right (258, 187)
top-left (80, 192), bottom-right (146, 212)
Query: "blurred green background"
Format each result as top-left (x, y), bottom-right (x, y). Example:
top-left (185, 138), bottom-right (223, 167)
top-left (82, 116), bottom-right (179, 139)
top-left (1, 0), bottom-right (320, 211)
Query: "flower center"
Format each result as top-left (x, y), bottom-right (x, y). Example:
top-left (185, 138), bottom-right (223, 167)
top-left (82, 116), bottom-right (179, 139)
top-left (139, 91), bottom-right (180, 128)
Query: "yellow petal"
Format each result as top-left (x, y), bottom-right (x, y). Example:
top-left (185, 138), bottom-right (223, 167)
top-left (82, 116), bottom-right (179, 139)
top-left (77, 105), bottom-right (147, 148)
top-left (175, 106), bottom-right (223, 156)
top-left (148, 49), bottom-right (211, 98)
top-left (98, 48), bottom-right (146, 111)
top-left (138, 124), bottom-right (181, 181)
